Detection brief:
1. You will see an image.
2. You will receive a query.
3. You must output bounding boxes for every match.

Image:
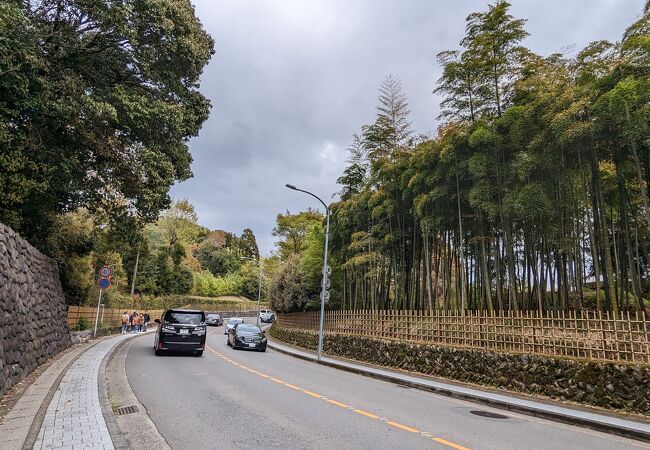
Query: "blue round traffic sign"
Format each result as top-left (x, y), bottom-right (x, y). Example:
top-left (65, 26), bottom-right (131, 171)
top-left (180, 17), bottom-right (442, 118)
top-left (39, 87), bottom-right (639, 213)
top-left (98, 278), bottom-right (111, 289)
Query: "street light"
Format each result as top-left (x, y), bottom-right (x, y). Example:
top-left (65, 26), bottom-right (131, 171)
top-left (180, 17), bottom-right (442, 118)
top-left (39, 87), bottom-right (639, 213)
top-left (241, 256), bottom-right (263, 326)
top-left (285, 183), bottom-right (330, 362)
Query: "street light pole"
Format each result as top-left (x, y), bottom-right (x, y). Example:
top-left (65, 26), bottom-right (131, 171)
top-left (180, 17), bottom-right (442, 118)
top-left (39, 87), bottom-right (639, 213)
top-left (241, 256), bottom-right (263, 326)
top-left (285, 184), bottom-right (330, 362)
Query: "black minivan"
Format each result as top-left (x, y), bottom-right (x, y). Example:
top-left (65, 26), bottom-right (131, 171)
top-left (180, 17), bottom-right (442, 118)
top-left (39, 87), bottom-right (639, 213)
top-left (153, 309), bottom-right (206, 356)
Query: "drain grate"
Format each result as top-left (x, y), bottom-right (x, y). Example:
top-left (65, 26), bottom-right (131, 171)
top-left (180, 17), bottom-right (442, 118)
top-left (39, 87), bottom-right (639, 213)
top-left (116, 405), bottom-right (138, 416)
top-left (470, 410), bottom-right (508, 419)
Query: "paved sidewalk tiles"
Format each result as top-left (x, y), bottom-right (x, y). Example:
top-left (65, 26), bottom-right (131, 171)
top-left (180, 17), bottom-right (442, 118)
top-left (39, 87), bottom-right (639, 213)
top-left (32, 334), bottom-right (132, 450)
top-left (0, 345), bottom-right (88, 450)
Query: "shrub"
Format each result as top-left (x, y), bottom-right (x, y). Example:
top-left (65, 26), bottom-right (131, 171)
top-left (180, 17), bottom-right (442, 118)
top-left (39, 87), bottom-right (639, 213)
top-left (75, 317), bottom-right (89, 331)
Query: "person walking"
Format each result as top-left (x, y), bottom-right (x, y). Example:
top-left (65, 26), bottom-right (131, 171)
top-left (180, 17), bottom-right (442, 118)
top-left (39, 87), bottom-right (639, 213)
top-left (131, 311), bottom-right (138, 333)
top-left (121, 311), bottom-right (129, 334)
top-left (138, 313), bottom-right (144, 332)
top-left (143, 312), bottom-right (150, 332)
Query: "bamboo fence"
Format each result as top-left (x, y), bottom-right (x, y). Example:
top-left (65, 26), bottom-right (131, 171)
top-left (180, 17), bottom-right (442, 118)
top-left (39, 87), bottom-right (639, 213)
top-left (67, 306), bottom-right (165, 327)
top-left (67, 305), bottom-right (259, 327)
top-left (277, 309), bottom-right (650, 364)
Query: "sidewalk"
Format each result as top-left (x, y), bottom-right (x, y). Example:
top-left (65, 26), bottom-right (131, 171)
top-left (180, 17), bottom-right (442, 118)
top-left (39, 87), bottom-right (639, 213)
top-left (32, 335), bottom-right (133, 450)
top-left (0, 331), bottom-right (150, 450)
top-left (267, 337), bottom-right (650, 442)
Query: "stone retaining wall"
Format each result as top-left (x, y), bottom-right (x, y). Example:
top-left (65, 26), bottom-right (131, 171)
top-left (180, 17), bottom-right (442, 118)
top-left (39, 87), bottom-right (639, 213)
top-left (270, 324), bottom-right (650, 415)
top-left (0, 224), bottom-right (71, 396)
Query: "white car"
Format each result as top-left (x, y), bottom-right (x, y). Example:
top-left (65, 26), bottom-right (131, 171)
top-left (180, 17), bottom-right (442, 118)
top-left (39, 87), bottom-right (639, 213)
top-left (224, 317), bottom-right (244, 334)
top-left (259, 310), bottom-right (275, 323)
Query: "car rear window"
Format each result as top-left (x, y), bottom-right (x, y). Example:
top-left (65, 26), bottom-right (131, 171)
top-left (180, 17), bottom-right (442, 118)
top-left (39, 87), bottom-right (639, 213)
top-left (237, 324), bottom-right (261, 332)
top-left (207, 314), bottom-right (220, 318)
top-left (164, 311), bottom-right (204, 325)
top-left (227, 318), bottom-right (243, 325)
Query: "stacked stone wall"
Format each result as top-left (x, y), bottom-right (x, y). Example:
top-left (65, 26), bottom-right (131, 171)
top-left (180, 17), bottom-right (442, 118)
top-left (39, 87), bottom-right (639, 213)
top-left (270, 324), bottom-right (650, 415)
top-left (0, 224), bottom-right (70, 396)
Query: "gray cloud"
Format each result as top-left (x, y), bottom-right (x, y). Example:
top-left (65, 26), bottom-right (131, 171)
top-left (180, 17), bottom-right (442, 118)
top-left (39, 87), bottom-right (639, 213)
top-left (172, 0), bottom-right (646, 255)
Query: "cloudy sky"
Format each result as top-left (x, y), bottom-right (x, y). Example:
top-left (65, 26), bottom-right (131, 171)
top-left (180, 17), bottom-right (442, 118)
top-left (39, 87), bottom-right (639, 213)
top-left (171, 0), bottom-right (646, 255)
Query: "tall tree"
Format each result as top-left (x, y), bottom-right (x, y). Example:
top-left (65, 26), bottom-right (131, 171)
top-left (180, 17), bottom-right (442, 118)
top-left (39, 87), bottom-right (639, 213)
top-left (0, 0), bottom-right (214, 249)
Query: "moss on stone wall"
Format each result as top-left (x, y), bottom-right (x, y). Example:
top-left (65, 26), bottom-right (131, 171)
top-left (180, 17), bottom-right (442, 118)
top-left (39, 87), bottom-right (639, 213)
top-left (269, 324), bottom-right (650, 415)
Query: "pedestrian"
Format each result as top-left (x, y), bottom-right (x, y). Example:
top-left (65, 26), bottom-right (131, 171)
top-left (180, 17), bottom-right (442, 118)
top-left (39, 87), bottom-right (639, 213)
top-left (138, 313), bottom-right (144, 332)
top-left (131, 311), bottom-right (138, 333)
top-left (121, 311), bottom-right (129, 334)
top-left (143, 312), bottom-right (150, 332)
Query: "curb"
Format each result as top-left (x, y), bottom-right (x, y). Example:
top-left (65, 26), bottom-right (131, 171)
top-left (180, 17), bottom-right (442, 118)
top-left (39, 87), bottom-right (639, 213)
top-left (267, 339), bottom-right (650, 443)
top-left (98, 338), bottom-right (130, 450)
top-left (98, 331), bottom-right (156, 450)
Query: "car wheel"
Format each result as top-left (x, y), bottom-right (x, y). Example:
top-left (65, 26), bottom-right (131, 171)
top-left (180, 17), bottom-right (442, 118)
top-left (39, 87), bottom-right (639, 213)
top-left (227, 339), bottom-right (231, 346)
top-left (155, 349), bottom-right (163, 356)
top-left (260, 346), bottom-right (267, 352)
top-left (194, 351), bottom-right (203, 357)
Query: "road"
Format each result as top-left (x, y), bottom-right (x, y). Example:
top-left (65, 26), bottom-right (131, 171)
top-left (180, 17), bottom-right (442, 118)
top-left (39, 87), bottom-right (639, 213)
top-left (126, 325), bottom-right (644, 450)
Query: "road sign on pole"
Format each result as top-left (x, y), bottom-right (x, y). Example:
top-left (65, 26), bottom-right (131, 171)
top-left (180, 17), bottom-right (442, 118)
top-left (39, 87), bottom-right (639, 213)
top-left (98, 278), bottom-right (111, 290)
top-left (99, 266), bottom-right (112, 277)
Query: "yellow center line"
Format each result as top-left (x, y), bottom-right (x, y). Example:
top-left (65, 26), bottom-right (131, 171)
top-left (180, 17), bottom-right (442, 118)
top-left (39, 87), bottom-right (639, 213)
top-left (302, 390), bottom-right (322, 399)
top-left (326, 399), bottom-right (349, 408)
top-left (386, 421), bottom-right (419, 433)
top-left (433, 437), bottom-right (471, 450)
top-left (353, 409), bottom-right (379, 419)
top-left (205, 345), bottom-right (470, 450)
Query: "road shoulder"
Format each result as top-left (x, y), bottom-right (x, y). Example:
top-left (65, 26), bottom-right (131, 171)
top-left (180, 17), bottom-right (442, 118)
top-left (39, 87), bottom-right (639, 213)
top-left (105, 333), bottom-right (171, 450)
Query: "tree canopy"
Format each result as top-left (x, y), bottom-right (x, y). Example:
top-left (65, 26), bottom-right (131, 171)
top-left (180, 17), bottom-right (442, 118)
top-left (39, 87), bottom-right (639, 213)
top-left (328, 0), bottom-right (650, 313)
top-left (0, 0), bottom-right (214, 248)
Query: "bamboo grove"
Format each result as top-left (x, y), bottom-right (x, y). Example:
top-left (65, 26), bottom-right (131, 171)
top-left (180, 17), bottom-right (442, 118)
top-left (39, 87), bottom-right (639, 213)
top-left (328, 1), bottom-right (650, 313)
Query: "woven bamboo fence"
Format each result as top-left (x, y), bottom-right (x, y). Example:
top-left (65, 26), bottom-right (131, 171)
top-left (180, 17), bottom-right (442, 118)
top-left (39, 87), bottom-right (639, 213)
top-left (277, 309), bottom-right (650, 364)
top-left (67, 305), bottom-right (259, 327)
top-left (67, 306), bottom-right (164, 327)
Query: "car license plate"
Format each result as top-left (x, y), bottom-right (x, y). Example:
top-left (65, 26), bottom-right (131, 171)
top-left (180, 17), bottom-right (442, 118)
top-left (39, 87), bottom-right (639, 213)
top-left (179, 329), bottom-right (189, 335)
top-left (248, 343), bottom-right (256, 347)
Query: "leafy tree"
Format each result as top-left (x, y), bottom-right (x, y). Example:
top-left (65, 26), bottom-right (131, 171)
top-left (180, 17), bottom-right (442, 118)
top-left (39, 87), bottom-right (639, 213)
top-left (268, 255), bottom-right (307, 312)
top-left (363, 75), bottom-right (412, 163)
top-left (273, 209), bottom-right (324, 258)
top-left (239, 228), bottom-right (260, 259)
top-left (195, 244), bottom-right (241, 277)
top-left (0, 0), bottom-right (214, 248)
top-left (328, 1), bottom-right (650, 314)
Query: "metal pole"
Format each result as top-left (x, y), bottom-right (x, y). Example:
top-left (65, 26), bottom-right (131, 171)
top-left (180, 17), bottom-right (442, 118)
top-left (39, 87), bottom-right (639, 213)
top-left (284, 184), bottom-right (331, 362)
top-left (130, 249), bottom-right (140, 300)
top-left (318, 207), bottom-right (330, 362)
top-left (100, 304), bottom-right (105, 324)
top-left (93, 289), bottom-right (103, 338)
top-left (256, 259), bottom-right (263, 326)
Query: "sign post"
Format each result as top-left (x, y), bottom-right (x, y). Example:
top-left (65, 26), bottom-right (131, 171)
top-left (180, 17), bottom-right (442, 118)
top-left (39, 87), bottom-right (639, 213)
top-left (94, 267), bottom-right (112, 338)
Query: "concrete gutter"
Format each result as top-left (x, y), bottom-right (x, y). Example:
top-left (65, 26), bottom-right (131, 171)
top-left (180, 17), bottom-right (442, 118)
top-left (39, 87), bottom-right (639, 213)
top-left (267, 338), bottom-right (650, 443)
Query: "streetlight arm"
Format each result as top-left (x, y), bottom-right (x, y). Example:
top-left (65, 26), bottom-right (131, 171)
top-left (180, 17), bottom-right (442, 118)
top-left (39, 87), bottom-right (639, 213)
top-left (241, 256), bottom-right (261, 266)
top-left (286, 185), bottom-right (329, 213)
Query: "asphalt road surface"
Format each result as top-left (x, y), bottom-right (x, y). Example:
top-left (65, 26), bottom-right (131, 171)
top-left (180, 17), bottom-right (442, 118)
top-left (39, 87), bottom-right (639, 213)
top-left (126, 325), bottom-right (645, 450)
